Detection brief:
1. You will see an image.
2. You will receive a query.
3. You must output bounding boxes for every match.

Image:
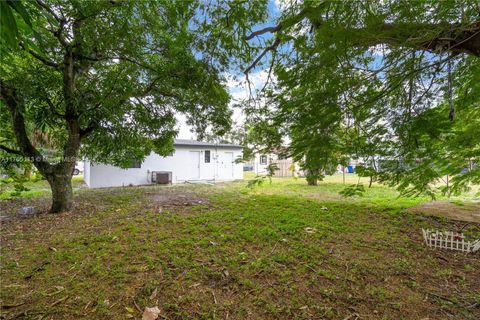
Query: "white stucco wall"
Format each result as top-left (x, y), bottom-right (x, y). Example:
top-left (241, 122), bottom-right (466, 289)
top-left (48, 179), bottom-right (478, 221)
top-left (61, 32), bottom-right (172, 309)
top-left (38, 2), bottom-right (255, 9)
top-left (83, 159), bottom-right (91, 187)
top-left (84, 146), bottom-right (243, 188)
top-left (253, 153), bottom-right (278, 174)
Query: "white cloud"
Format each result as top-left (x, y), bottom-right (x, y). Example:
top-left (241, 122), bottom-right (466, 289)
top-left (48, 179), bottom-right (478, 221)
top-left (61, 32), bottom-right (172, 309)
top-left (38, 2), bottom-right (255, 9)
top-left (176, 69), bottom-right (276, 138)
top-left (176, 113), bottom-right (199, 140)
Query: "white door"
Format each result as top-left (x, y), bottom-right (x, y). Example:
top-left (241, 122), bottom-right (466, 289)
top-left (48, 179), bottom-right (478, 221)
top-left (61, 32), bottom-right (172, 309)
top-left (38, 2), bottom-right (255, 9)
top-left (189, 151), bottom-right (200, 180)
top-left (220, 152), bottom-right (234, 179)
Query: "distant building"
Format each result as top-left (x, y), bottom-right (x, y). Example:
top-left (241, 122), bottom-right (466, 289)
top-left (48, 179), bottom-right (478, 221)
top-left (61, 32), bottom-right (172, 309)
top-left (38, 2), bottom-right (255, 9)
top-left (245, 148), bottom-right (300, 177)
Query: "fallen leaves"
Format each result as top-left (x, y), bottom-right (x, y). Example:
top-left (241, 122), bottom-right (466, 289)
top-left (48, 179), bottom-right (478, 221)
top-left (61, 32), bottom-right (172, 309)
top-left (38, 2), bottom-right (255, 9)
top-left (142, 306), bottom-right (161, 320)
top-left (149, 287), bottom-right (158, 300)
top-left (304, 227), bottom-right (317, 234)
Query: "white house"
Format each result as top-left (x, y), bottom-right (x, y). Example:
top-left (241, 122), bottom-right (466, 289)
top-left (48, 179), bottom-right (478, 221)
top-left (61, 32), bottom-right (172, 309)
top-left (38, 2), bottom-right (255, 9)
top-left (251, 153), bottom-right (274, 174)
top-left (83, 139), bottom-right (243, 188)
top-left (247, 149), bottom-right (300, 177)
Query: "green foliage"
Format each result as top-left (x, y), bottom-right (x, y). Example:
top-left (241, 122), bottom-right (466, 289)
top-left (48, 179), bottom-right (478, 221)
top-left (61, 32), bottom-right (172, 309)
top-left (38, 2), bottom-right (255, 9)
top-left (356, 166), bottom-right (377, 179)
top-left (247, 175), bottom-right (266, 188)
top-left (0, 0), bottom-right (32, 49)
top-left (247, 163), bottom-right (279, 188)
top-left (340, 184), bottom-right (366, 198)
top-left (266, 163), bottom-right (279, 181)
top-left (244, 0), bottom-right (480, 196)
top-left (0, 168), bottom-right (30, 199)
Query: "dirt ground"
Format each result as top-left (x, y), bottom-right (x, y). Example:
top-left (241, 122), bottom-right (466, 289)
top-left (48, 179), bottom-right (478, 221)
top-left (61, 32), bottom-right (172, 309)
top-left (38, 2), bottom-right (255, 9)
top-left (0, 186), bottom-right (209, 221)
top-left (407, 201), bottom-right (480, 223)
top-left (145, 187), bottom-right (209, 207)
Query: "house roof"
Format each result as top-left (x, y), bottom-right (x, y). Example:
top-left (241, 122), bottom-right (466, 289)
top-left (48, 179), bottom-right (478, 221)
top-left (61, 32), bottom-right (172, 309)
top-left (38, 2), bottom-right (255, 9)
top-left (173, 139), bottom-right (242, 149)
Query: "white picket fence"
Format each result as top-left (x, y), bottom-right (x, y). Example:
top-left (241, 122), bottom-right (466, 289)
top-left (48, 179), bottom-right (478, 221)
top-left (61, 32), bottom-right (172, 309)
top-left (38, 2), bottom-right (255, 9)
top-left (422, 229), bottom-right (480, 253)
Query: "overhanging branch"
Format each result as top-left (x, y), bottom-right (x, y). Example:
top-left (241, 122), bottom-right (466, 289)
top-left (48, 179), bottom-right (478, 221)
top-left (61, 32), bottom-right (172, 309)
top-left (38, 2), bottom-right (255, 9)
top-left (244, 38), bottom-right (281, 74)
top-left (0, 145), bottom-right (22, 155)
top-left (244, 17), bottom-right (480, 76)
top-left (245, 25), bottom-right (281, 40)
top-left (20, 43), bottom-right (60, 68)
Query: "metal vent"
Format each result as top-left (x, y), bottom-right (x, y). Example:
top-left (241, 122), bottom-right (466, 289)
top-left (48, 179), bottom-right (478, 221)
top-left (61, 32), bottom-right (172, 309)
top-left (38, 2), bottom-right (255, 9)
top-left (151, 171), bottom-right (172, 184)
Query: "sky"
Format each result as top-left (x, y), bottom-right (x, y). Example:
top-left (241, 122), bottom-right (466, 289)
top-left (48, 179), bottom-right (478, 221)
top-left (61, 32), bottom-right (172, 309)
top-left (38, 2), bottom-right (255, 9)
top-left (176, 69), bottom-right (271, 139)
top-left (176, 0), bottom-right (282, 139)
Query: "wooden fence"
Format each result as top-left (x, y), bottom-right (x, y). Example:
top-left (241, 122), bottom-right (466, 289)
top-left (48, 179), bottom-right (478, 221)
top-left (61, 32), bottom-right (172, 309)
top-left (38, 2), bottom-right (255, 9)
top-left (272, 159), bottom-right (296, 177)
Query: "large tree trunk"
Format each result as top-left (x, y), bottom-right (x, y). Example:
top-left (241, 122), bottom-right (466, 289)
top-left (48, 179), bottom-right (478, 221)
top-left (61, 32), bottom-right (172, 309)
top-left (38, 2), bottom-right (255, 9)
top-left (306, 169), bottom-right (319, 186)
top-left (46, 169), bottom-right (74, 213)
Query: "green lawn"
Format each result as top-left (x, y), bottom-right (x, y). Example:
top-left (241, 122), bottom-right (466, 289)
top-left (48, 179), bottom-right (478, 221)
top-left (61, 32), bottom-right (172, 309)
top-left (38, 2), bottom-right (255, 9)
top-left (0, 176), bottom-right (85, 200)
top-left (1, 175), bottom-right (479, 319)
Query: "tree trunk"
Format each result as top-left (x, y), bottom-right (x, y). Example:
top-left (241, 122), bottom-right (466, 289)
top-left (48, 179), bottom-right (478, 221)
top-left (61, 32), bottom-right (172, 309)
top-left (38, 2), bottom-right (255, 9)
top-left (306, 169), bottom-right (319, 186)
top-left (46, 170), bottom-right (73, 213)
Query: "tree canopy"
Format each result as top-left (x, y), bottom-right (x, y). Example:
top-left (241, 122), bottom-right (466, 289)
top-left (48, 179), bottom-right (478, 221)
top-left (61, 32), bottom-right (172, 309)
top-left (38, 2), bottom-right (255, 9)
top-left (243, 0), bottom-right (480, 195)
top-left (0, 0), bottom-right (268, 211)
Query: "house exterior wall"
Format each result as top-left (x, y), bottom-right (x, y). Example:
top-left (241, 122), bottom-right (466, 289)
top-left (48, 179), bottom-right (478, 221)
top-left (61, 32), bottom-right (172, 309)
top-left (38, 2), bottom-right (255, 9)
top-left (249, 154), bottom-right (301, 177)
top-left (252, 153), bottom-right (277, 174)
top-left (83, 160), bottom-right (91, 187)
top-left (84, 146), bottom-right (243, 188)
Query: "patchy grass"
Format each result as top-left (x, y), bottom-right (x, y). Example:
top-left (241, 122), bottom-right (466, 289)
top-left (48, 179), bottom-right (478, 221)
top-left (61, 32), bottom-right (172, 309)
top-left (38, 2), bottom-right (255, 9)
top-left (1, 176), bottom-right (479, 319)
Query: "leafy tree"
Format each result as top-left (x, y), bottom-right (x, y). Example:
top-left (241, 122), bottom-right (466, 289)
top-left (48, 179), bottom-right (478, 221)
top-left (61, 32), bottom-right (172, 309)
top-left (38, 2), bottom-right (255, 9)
top-left (244, 0), bottom-right (480, 195)
top-left (0, 0), bottom-right (268, 212)
top-left (0, 0), bottom-right (32, 49)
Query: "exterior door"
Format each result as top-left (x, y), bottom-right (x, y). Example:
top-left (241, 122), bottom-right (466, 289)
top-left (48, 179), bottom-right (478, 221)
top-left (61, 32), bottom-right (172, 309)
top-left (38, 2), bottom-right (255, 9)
top-left (189, 151), bottom-right (200, 180)
top-left (221, 152), bottom-right (234, 179)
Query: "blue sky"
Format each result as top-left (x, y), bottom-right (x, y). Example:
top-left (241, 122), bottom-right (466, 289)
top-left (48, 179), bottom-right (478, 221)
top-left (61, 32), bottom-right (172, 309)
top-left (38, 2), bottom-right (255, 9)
top-left (177, 0), bottom-right (282, 139)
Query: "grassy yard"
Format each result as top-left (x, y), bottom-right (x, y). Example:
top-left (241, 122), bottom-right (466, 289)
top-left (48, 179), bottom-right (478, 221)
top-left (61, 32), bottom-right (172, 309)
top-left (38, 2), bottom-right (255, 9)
top-left (0, 175), bottom-right (479, 319)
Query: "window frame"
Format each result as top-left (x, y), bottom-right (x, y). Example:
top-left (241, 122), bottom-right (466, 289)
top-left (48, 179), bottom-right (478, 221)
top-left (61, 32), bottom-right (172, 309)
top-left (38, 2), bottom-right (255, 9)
top-left (204, 150), bottom-right (211, 163)
top-left (260, 155), bottom-right (267, 165)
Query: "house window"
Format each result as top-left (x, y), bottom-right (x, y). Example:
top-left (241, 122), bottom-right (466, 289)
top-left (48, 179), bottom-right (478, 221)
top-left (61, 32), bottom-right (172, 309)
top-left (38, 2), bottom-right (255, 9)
top-left (129, 160), bottom-right (141, 168)
top-left (204, 150), bottom-right (211, 163)
top-left (260, 155), bottom-right (267, 165)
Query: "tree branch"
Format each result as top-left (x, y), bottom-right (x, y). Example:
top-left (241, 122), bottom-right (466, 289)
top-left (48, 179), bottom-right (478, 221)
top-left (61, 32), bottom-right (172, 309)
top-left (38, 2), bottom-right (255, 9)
top-left (79, 121), bottom-right (100, 139)
top-left (338, 22), bottom-right (480, 57)
top-left (245, 25), bottom-right (281, 40)
top-left (0, 79), bottom-right (51, 173)
top-left (244, 38), bottom-right (281, 74)
top-left (0, 145), bottom-right (22, 155)
top-left (20, 43), bottom-right (60, 68)
top-left (36, 0), bottom-right (62, 22)
top-left (245, 16), bottom-right (480, 75)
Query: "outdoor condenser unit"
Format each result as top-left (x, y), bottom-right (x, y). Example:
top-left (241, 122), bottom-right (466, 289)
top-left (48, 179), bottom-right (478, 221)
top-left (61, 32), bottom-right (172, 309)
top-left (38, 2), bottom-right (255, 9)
top-left (151, 171), bottom-right (172, 184)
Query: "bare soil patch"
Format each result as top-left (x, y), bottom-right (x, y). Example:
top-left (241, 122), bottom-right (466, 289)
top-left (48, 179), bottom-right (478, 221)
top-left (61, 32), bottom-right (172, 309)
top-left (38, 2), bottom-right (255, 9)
top-left (407, 200), bottom-right (480, 223)
top-left (145, 187), bottom-right (209, 207)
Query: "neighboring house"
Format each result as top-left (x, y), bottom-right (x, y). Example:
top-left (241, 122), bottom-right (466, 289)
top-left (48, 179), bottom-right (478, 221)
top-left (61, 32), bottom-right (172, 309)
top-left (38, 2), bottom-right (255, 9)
top-left (250, 153), bottom-right (273, 175)
top-left (243, 153), bottom-right (275, 175)
top-left (247, 150), bottom-right (300, 177)
top-left (84, 139), bottom-right (243, 188)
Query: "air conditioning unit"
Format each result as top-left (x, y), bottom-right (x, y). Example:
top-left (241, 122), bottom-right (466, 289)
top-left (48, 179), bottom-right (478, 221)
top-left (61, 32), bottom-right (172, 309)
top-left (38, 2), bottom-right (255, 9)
top-left (151, 171), bottom-right (172, 184)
